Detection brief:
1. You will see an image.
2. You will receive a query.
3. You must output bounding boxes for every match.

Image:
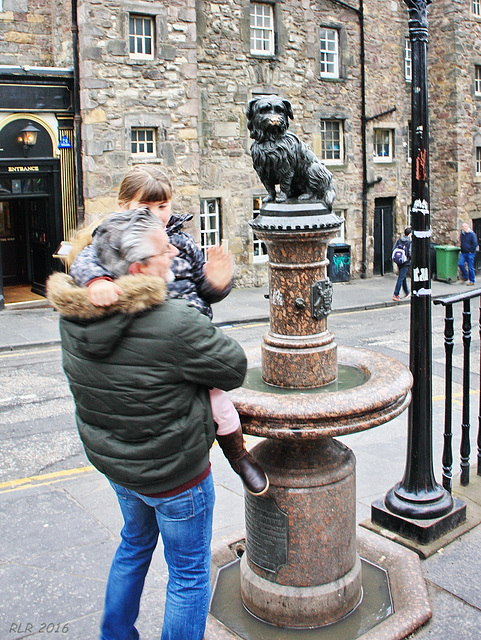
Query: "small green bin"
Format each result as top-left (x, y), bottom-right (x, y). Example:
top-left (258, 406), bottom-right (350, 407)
top-left (435, 245), bottom-right (460, 283)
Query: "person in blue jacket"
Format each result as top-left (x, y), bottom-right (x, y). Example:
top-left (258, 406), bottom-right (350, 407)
top-left (458, 222), bottom-right (478, 285)
top-left (392, 227), bottom-right (412, 301)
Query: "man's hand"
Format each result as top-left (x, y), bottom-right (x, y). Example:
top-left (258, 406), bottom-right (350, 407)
top-left (204, 245), bottom-right (233, 292)
top-left (87, 279), bottom-right (123, 306)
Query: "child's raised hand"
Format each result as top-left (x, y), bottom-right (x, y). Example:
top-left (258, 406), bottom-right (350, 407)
top-left (204, 245), bottom-right (233, 292)
top-left (87, 279), bottom-right (123, 307)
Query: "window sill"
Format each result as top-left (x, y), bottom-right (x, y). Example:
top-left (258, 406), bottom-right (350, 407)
top-left (248, 53), bottom-right (276, 61)
top-left (326, 163), bottom-right (348, 171)
top-left (319, 76), bottom-right (344, 82)
top-left (128, 56), bottom-right (154, 63)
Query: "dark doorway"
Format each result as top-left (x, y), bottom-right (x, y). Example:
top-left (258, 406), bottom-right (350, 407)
top-left (0, 200), bottom-right (28, 285)
top-left (0, 159), bottom-right (62, 297)
top-left (0, 198), bottom-right (49, 289)
top-left (374, 198), bottom-right (394, 275)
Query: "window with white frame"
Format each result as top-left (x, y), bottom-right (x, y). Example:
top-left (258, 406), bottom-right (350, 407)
top-left (473, 0), bottom-right (481, 16)
top-left (475, 66), bottom-right (481, 96)
top-left (131, 128), bottom-right (156, 156)
top-left (373, 129), bottom-right (394, 162)
top-left (200, 198), bottom-right (221, 258)
top-left (320, 28), bottom-right (339, 79)
top-left (129, 15), bottom-right (154, 59)
top-left (330, 209), bottom-right (346, 243)
top-left (252, 196), bottom-right (268, 263)
top-left (476, 147), bottom-right (481, 176)
top-left (405, 39), bottom-right (412, 82)
top-left (320, 120), bottom-right (343, 164)
top-left (250, 3), bottom-right (275, 56)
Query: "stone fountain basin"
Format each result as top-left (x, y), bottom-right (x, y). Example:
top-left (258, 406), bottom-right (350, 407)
top-left (228, 346), bottom-right (413, 439)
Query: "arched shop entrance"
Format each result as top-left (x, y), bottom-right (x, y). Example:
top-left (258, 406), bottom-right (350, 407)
top-left (0, 116), bottom-right (74, 304)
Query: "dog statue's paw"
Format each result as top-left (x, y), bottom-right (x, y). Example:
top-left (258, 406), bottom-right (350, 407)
top-left (298, 192), bottom-right (313, 202)
top-left (276, 191), bottom-right (288, 203)
top-left (262, 194), bottom-right (275, 203)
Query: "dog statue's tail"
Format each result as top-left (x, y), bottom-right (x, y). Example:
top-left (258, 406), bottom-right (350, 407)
top-left (309, 162), bottom-right (336, 210)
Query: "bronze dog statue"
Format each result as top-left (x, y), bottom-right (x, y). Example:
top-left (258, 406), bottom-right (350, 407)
top-left (246, 95), bottom-right (336, 209)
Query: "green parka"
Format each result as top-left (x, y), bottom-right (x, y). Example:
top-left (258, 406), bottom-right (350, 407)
top-left (47, 272), bottom-right (247, 494)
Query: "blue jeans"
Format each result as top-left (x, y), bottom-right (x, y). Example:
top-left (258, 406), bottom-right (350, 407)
top-left (458, 251), bottom-right (475, 283)
top-left (394, 264), bottom-right (410, 297)
top-left (100, 472), bottom-right (215, 640)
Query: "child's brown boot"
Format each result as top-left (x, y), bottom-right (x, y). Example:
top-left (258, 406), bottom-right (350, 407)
top-left (216, 427), bottom-right (269, 496)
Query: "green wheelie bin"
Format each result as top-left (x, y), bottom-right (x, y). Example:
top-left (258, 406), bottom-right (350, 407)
top-left (435, 245), bottom-right (460, 283)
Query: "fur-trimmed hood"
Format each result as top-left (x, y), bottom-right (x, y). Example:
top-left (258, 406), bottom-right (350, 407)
top-left (47, 272), bottom-right (168, 358)
top-left (47, 272), bottom-right (167, 320)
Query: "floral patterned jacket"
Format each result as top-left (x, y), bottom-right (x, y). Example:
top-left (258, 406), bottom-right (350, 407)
top-left (69, 213), bottom-right (231, 319)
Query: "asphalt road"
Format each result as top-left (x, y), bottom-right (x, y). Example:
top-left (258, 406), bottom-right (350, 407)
top-left (0, 303), bottom-right (477, 485)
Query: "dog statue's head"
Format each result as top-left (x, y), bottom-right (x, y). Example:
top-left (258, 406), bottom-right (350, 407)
top-left (246, 95), bottom-right (294, 142)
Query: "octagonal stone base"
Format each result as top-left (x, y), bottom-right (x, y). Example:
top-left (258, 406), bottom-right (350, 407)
top-left (240, 552), bottom-right (362, 628)
top-left (207, 527), bottom-right (432, 640)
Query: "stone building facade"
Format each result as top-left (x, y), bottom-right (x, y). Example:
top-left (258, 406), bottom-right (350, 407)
top-left (0, 0), bottom-right (480, 301)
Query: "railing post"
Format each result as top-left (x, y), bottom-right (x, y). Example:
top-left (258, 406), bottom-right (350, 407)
top-left (460, 299), bottom-right (472, 485)
top-left (442, 303), bottom-right (454, 493)
top-left (478, 300), bottom-right (481, 477)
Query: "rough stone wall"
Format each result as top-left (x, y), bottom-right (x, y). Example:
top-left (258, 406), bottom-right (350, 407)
top-left (78, 0), bottom-right (200, 231)
top-left (197, 0), bottom-right (413, 282)
top-left (360, 0), bottom-right (412, 269)
top-left (430, 0), bottom-right (481, 245)
top-left (9, 0), bottom-right (480, 281)
top-left (52, 0), bottom-right (73, 67)
top-left (0, 0), bottom-right (54, 66)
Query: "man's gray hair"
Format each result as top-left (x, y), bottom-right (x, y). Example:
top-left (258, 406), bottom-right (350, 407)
top-left (92, 208), bottom-right (164, 277)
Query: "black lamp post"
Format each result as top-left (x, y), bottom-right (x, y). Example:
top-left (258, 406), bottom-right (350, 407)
top-left (371, 0), bottom-right (466, 544)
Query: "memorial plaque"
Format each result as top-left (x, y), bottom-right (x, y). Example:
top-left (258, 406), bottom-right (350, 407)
top-left (311, 279), bottom-right (333, 319)
top-left (245, 493), bottom-right (288, 573)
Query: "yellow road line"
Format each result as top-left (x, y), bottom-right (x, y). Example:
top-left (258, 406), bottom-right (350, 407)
top-left (0, 346), bottom-right (60, 359)
top-left (433, 389), bottom-right (479, 402)
top-left (221, 322), bottom-right (269, 331)
top-left (0, 465), bottom-right (94, 494)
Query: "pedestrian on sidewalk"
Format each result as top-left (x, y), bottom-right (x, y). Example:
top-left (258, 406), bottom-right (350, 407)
top-left (47, 209), bottom-right (247, 640)
top-left (392, 227), bottom-right (412, 301)
top-left (458, 222), bottom-right (478, 285)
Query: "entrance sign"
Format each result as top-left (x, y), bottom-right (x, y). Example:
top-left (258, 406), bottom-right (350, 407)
top-left (8, 166), bottom-right (40, 173)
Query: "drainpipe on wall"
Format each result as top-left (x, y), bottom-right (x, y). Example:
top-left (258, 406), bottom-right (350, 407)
top-left (327, 0), bottom-right (368, 277)
top-left (72, 0), bottom-right (84, 225)
top-left (325, 1), bottom-right (397, 278)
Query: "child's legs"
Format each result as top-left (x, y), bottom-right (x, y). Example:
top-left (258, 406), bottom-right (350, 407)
top-left (209, 388), bottom-right (240, 436)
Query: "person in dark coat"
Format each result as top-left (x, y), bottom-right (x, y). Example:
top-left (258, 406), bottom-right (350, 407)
top-left (47, 208), bottom-right (247, 640)
top-left (458, 222), bottom-right (478, 285)
top-left (68, 165), bottom-right (268, 496)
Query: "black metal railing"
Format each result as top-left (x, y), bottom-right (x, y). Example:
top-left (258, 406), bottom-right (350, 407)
top-left (433, 289), bottom-right (481, 492)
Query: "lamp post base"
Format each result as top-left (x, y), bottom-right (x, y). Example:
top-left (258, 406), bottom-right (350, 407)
top-left (371, 494), bottom-right (466, 545)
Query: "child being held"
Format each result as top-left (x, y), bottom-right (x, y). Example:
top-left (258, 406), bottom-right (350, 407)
top-left (69, 165), bottom-right (268, 496)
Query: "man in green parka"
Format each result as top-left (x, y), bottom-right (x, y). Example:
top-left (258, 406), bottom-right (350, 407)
top-left (47, 208), bottom-right (247, 640)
